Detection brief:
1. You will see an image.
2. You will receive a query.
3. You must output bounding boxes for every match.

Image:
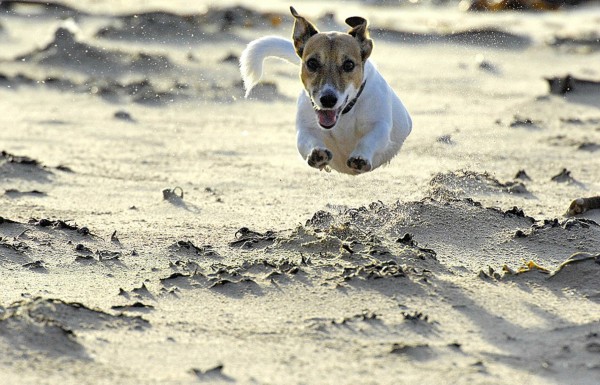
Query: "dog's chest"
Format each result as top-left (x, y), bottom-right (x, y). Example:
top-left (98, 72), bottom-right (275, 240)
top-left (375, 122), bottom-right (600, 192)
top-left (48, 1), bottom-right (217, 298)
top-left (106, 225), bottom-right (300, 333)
top-left (321, 116), bottom-right (364, 156)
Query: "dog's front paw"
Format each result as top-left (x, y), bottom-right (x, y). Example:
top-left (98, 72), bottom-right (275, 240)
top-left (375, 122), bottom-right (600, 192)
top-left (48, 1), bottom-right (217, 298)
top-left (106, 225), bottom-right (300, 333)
top-left (347, 156), bottom-right (372, 173)
top-left (307, 148), bottom-right (333, 170)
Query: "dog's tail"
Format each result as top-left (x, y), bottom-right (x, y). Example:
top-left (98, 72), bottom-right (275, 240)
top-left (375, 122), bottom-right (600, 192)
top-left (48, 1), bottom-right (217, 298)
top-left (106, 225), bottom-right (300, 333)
top-left (239, 36), bottom-right (299, 98)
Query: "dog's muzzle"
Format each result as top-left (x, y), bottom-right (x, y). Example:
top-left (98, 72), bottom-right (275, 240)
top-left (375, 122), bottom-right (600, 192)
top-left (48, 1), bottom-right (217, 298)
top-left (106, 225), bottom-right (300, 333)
top-left (312, 81), bottom-right (367, 130)
top-left (314, 95), bottom-right (348, 129)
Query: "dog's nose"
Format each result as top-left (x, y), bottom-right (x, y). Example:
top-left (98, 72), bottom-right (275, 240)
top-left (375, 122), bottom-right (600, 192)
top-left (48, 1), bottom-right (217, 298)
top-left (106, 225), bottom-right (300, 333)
top-left (320, 93), bottom-right (338, 109)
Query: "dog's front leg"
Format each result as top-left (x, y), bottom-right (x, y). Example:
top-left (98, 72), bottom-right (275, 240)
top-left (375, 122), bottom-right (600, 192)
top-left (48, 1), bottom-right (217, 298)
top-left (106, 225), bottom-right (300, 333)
top-left (297, 127), bottom-right (332, 170)
top-left (347, 122), bottom-right (391, 173)
top-left (295, 94), bottom-right (333, 170)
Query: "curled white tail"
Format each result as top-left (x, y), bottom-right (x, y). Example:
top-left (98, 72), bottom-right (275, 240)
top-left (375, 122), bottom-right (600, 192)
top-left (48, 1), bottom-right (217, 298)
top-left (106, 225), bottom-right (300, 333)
top-left (239, 36), bottom-right (299, 98)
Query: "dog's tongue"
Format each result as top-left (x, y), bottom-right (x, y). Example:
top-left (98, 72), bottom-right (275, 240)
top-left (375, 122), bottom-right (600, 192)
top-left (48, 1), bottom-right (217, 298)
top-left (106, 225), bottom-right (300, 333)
top-left (317, 110), bottom-right (337, 128)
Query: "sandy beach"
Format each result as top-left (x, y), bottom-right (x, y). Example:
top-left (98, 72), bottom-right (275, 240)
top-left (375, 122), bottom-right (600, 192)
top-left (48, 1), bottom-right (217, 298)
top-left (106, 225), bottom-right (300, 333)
top-left (1, 1), bottom-right (599, 384)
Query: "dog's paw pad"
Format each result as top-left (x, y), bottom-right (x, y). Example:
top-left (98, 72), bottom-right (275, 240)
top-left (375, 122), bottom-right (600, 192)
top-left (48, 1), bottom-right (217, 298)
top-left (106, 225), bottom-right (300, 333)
top-left (308, 148), bottom-right (333, 169)
top-left (347, 156), bottom-right (372, 173)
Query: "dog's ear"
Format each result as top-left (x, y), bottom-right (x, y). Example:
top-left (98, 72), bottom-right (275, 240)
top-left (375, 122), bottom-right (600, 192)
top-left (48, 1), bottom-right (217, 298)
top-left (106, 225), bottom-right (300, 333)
top-left (290, 6), bottom-right (318, 57)
top-left (345, 16), bottom-right (373, 61)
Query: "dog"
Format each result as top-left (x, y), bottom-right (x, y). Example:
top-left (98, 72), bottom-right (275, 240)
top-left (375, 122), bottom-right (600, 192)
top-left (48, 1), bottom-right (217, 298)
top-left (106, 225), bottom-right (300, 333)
top-left (240, 7), bottom-right (412, 175)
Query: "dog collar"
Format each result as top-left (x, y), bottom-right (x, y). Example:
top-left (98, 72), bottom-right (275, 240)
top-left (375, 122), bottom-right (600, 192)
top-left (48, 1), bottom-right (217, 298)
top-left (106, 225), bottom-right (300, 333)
top-left (341, 80), bottom-right (367, 115)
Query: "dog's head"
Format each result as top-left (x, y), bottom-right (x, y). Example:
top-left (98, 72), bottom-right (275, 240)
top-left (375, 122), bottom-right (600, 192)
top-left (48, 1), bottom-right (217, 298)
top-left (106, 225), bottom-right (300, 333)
top-left (290, 7), bottom-right (373, 129)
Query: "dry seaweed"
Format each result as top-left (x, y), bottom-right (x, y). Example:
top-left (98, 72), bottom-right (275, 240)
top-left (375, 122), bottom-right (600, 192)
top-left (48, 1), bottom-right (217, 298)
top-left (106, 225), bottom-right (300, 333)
top-left (567, 196), bottom-right (600, 216)
top-left (514, 169), bottom-right (532, 180)
top-left (1, 150), bottom-right (41, 166)
top-left (551, 168), bottom-right (575, 183)
top-left (111, 302), bottom-right (154, 311)
top-left (230, 227), bottom-right (276, 248)
top-left (546, 75), bottom-right (600, 95)
top-left (29, 218), bottom-right (78, 230)
top-left (549, 252), bottom-right (600, 278)
top-left (162, 186), bottom-right (184, 202)
top-left (503, 260), bottom-right (551, 275)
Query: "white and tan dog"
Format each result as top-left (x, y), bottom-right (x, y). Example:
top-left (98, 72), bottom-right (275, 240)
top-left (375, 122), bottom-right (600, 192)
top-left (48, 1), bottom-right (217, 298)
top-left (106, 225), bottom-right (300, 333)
top-left (240, 7), bottom-right (412, 175)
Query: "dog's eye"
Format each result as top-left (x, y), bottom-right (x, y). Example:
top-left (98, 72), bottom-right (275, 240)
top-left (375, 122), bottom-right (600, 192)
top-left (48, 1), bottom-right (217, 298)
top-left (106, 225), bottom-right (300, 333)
top-left (306, 58), bottom-right (319, 71)
top-left (342, 60), bottom-right (355, 72)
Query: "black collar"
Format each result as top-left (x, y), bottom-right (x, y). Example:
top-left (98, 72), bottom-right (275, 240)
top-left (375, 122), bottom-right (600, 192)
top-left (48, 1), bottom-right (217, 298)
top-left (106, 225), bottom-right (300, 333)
top-left (341, 80), bottom-right (367, 115)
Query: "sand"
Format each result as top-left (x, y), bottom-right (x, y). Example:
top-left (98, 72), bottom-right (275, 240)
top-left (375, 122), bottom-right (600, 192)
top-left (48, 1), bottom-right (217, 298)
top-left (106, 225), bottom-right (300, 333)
top-left (1, 1), bottom-right (599, 384)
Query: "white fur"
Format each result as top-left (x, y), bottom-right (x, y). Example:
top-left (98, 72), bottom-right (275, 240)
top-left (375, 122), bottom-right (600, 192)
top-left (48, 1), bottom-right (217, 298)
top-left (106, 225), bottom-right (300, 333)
top-left (240, 36), bottom-right (412, 175)
top-left (239, 36), bottom-right (299, 97)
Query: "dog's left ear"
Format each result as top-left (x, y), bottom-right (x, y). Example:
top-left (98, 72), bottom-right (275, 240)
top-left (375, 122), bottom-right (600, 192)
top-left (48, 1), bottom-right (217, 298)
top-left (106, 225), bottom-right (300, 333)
top-left (345, 16), bottom-right (373, 61)
top-left (290, 6), bottom-right (318, 58)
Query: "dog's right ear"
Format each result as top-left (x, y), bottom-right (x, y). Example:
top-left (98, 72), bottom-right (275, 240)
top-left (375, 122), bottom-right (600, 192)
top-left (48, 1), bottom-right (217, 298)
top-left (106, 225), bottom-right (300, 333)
top-left (290, 6), bottom-right (318, 57)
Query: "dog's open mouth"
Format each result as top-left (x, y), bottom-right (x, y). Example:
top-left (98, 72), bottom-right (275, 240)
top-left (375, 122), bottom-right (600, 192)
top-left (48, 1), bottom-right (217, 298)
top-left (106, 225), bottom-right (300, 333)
top-left (314, 96), bottom-right (347, 129)
top-left (316, 108), bottom-right (340, 129)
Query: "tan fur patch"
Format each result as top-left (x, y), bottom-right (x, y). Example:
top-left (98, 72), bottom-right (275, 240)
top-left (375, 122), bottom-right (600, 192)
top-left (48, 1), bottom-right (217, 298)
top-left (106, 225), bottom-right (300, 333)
top-left (300, 32), bottom-right (365, 97)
